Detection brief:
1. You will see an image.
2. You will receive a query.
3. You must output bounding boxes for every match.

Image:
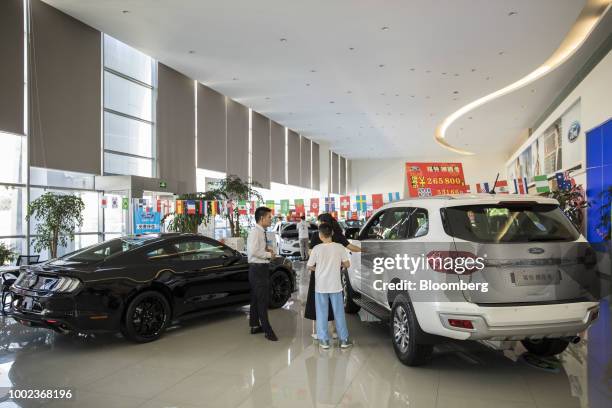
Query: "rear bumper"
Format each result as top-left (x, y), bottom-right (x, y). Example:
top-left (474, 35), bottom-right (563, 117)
top-left (414, 301), bottom-right (600, 341)
top-left (8, 287), bottom-right (118, 333)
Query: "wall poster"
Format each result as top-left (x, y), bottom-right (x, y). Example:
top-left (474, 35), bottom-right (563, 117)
top-left (405, 162), bottom-right (468, 197)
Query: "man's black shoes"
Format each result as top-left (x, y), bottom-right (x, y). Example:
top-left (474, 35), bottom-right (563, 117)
top-left (265, 331), bottom-right (278, 341)
top-left (250, 326), bottom-right (263, 334)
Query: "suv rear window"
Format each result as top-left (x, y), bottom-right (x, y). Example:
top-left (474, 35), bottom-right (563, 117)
top-left (443, 203), bottom-right (579, 243)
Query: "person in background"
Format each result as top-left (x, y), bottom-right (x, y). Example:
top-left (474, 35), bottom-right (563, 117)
top-left (304, 212), bottom-right (361, 339)
top-left (247, 206), bottom-right (278, 341)
top-left (297, 215), bottom-right (310, 261)
top-left (307, 223), bottom-right (352, 349)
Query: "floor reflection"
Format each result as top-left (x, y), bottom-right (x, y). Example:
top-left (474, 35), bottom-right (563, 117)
top-left (0, 262), bottom-right (609, 408)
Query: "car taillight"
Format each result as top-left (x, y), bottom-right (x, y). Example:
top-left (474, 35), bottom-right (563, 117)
top-left (448, 319), bottom-right (474, 329)
top-left (426, 251), bottom-right (481, 275)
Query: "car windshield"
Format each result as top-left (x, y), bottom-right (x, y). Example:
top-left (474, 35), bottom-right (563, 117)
top-left (57, 237), bottom-right (156, 263)
top-left (444, 203), bottom-right (580, 243)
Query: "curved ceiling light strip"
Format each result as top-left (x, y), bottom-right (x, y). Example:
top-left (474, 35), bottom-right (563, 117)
top-left (434, 0), bottom-right (612, 155)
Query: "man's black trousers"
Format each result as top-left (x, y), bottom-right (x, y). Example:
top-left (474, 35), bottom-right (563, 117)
top-left (248, 263), bottom-right (272, 333)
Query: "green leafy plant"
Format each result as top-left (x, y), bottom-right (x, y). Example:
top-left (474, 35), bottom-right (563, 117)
top-left (208, 175), bottom-right (263, 237)
top-left (164, 191), bottom-right (217, 234)
top-left (547, 184), bottom-right (588, 231)
top-left (0, 242), bottom-right (16, 265)
top-left (26, 192), bottom-right (85, 259)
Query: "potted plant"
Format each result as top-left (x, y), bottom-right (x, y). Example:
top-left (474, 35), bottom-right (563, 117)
top-left (547, 183), bottom-right (589, 231)
top-left (26, 192), bottom-right (85, 259)
top-left (0, 242), bottom-right (16, 266)
top-left (208, 175), bottom-right (262, 250)
top-left (164, 191), bottom-right (217, 234)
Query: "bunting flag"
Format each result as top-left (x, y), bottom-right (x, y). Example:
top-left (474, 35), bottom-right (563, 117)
top-left (238, 200), bottom-right (247, 215)
top-left (495, 180), bottom-right (510, 194)
top-left (384, 192), bottom-right (401, 203)
top-left (371, 193), bottom-right (384, 209)
top-left (200, 200), bottom-right (206, 216)
top-left (249, 201), bottom-right (256, 215)
top-left (513, 178), bottom-right (528, 194)
top-left (111, 197), bottom-right (118, 209)
top-left (355, 195), bottom-right (367, 212)
top-left (534, 175), bottom-right (550, 193)
top-left (310, 198), bottom-right (320, 215)
top-left (294, 199), bottom-right (305, 216)
top-left (280, 199), bottom-right (290, 215)
top-left (340, 196), bottom-right (351, 212)
top-left (555, 172), bottom-right (572, 191)
top-left (100, 196), bottom-right (108, 209)
top-left (156, 199), bottom-right (161, 213)
top-left (325, 196), bottom-right (335, 212)
top-left (265, 200), bottom-right (275, 215)
top-left (186, 200), bottom-right (196, 215)
top-left (176, 200), bottom-right (184, 215)
top-left (476, 183), bottom-right (489, 193)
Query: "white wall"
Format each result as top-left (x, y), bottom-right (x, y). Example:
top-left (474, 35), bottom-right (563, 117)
top-left (350, 153), bottom-right (507, 196)
top-left (506, 48), bottom-right (612, 186)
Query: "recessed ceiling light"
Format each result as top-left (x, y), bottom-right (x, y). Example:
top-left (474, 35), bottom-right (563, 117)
top-left (310, 69), bottom-right (317, 73)
top-left (348, 47), bottom-right (355, 51)
top-left (410, 95), bottom-right (415, 98)
top-left (380, 92), bottom-right (385, 96)
top-left (498, 51), bottom-right (505, 55)
top-left (442, 72), bottom-right (447, 75)
top-left (531, 89), bottom-right (536, 93)
top-left (395, 94), bottom-right (399, 97)
top-left (426, 70), bottom-right (431, 73)
top-left (381, 26), bottom-right (390, 31)
top-left (188, 50), bottom-right (195, 54)
top-left (508, 11), bottom-right (517, 16)
top-left (486, 76), bottom-right (491, 80)
top-left (346, 90), bottom-right (352, 94)
top-left (305, 83), bottom-right (310, 86)
top-left (329, 101), bottom-right (335, 104)
top-left (232, 77), bottom-right (239, 81)
top-left (378, 64), bottom-right (385, 68)
top-left (121, 10), bottom-right (130, 14)
top-left (471, 68), bottom-right (477, 72)
top-left (453, 91), bottom-right (459, 94)
top-left (280, 38), bottom-right (287, 42)
top-left (336, 112), bottom-right (341, 115)
top-left (265, 97), bottom-right (271, 100)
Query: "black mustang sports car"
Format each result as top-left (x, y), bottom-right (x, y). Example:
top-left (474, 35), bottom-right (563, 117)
top-left (7, 233), bottom-right (296, 342)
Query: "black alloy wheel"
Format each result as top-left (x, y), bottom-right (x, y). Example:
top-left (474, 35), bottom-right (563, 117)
top-left (122, 290), bottom-right (170, 343)
top-left (269, 270), bottom-right (292, 309)
top-left (341, 271), bottom-right (360, 314)
top-left (391, 294), bottom-right (433, 366)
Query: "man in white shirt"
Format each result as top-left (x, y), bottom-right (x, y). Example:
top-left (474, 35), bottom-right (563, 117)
top-left (307, 223), bottom-right (353, 349)
top-left (247, 206), bottom-right (278, 341)
top-left (297, 215), bottom-right (310, 261)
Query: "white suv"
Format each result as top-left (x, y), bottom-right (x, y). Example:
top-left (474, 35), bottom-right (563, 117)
top-left (344, 194), bottom-right (601, 366)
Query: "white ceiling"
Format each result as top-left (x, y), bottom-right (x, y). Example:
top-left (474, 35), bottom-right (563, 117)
top-left (43, 0), bottom-right (603, 159)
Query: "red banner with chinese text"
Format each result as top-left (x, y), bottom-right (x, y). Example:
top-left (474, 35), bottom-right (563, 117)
top-left (406, 162), bottom-right (468, 197)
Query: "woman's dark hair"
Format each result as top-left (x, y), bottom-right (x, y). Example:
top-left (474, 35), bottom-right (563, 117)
top-left (317, 213), bottom-right (343, 236)
top-left (254, 206), bottom-right (272, 222)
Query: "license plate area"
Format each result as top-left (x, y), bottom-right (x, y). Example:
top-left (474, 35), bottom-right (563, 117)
top-left (510, 269), bottom-right (560, 286)
top-left (13, 295), bottom-right (42, 313)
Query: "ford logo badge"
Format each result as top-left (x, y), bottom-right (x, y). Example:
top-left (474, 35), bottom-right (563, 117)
top-left (528, 247), bottom-right (545, 255)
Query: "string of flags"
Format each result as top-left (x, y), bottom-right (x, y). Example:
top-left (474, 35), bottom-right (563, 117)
top-left (99, 172), bottom-right (574, 217)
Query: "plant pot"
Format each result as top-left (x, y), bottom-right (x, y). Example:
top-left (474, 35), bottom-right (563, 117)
top-left (224, 237), bottom-right (245, 251)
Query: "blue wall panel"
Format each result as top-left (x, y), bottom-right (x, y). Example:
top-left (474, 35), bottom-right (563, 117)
top-left (586, 118), bottom-right (612, 244)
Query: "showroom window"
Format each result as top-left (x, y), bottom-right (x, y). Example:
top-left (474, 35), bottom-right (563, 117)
top-left (103, 34), bottom-right (157, 177)
top-left (28, 168), bottom-right (102, 260)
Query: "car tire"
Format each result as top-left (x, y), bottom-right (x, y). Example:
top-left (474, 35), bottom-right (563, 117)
top-left (121, 290), bottom-right (171, 343)
top-left (341, 271), bottom-right (361, 314)
top-left (521, 338), bottom-right (570, 357)
top-left (269, 269), bottom-right (292, 309)
top-left (391, 294), bottom-right (433, 366)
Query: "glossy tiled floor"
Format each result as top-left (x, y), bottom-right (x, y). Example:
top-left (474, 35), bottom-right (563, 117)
top-left (0, 262), bottom-right (610, 408)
